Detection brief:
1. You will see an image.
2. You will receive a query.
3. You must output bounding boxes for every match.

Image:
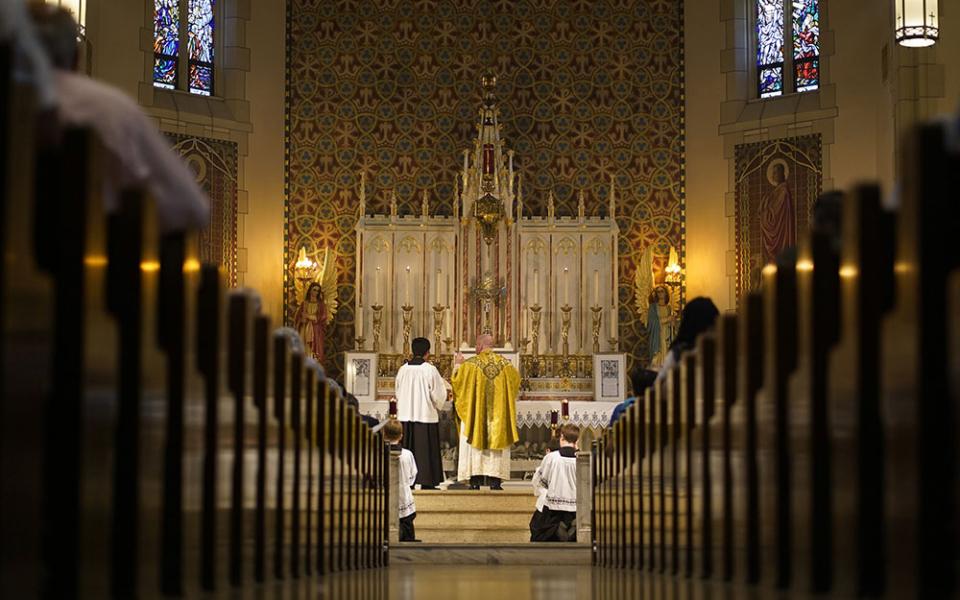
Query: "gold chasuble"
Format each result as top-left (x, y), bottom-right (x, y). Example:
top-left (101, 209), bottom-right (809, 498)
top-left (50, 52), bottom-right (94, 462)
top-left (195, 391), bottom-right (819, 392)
top-left (452, 350), bottom-right (520, 483)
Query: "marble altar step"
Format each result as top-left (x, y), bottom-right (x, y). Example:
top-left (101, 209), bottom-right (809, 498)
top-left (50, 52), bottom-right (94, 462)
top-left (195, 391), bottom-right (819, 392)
top-left (412, 488), bottom-right (536, 543)
top-left (390, 542), bottom-right (592, 565)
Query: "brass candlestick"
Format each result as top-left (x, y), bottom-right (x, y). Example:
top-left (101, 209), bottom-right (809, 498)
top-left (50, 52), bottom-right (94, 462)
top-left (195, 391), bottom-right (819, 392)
top-left (443, 337), bottom-right (455, 354)
top-left (608, 338), bottom-right (618, 352)
top-left (371, 304), bottom-right (384, 352)
top-left (432, 304), bottom-right (445, 352)
top-left (518, 337), bottom-right (530, 354)
top-left (401, 304), bottom-right (414, 352)
top-left (590, 305), bottom-right (603, 354)
top-left (559, 304), bottom-right (573, 357)
top-left (559, 303), bottom-right (573, 378)
top-left (529, 304), bottom-right (543, 357)
top-left (355, 336), bottom-right (366, 351)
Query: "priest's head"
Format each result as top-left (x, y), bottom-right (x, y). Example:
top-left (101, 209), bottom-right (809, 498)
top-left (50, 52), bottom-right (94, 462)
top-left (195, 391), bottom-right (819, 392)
top-left (411, 337), bottom-right (430, 359)
top-left (475, 333), bottom-right (495, 353)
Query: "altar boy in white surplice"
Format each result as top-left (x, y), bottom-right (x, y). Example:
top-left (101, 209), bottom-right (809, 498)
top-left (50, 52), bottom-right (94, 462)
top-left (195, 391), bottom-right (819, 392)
top-left (395, 337), bottom-right (449, 489)
top-left (529, 424), bottom-right (579, 542)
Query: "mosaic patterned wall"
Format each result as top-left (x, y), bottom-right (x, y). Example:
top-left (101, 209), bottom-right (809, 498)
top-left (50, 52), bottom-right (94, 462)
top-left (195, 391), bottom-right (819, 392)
top-left (734, 134), bottom-right (822, 298)
top-left (286, 0), bottom-right (685, 378)
top-left (167, 134), bottom-right (240, 286)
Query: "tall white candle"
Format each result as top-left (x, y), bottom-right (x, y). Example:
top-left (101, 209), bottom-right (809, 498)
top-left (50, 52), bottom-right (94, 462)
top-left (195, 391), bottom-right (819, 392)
top-left (593, 270), bottom-right (599, 305)
top-left (436, 269), bottom-right (443, 305)
top-left (445, 308), bottom-right (452, 337)
top-left (375, 267), bottom-right (381, 305)
top-left (563, 268), bottom-right (569, 305)
top-left (357, 304), bottom-right (363, 337)
top-left (533, 269), bottom-right (539, 305)
top-left (405, 266), bottom-right (411, 305)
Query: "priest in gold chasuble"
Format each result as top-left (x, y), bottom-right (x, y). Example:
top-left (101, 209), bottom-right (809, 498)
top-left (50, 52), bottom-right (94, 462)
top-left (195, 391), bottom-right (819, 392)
top-left (452, 334), bottom-right (521, 489)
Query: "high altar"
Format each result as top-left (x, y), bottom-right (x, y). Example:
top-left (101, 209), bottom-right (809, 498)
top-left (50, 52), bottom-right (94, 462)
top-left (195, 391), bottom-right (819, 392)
top-left (347, 75), bottom-right (625, 431)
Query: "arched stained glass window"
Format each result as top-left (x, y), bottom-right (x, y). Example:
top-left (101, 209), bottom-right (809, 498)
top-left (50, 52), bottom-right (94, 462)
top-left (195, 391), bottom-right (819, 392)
top-left (153, 0), bottom-right (179, 89)
top-left (756, 0), bottom-right (819, 98)
top-left (792, 0), bottom-right (820, 93)
top-left (757, 0), bottom-right (784, 98)
top-left (188, 0), bottom-right (215, 95)
top-left (153, 0), bottom-right (215, 95)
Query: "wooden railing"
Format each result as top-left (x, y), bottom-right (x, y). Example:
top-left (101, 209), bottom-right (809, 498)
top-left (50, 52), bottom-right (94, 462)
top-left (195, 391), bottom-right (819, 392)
top-left (593, 116), bottom-right (959, 598)
top-left (0, 52), bottom-right (388, 598)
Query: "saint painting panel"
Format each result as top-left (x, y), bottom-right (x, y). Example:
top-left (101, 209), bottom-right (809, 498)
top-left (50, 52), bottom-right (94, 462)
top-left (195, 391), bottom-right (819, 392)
top-left (734, 135), bottom-right (822, 299)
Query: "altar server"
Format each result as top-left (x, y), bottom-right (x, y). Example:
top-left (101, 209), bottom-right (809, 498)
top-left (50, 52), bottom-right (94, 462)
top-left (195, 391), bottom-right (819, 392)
top-left (529, 424), bottom-right (580, 542)
top-left (383, 420), bottom-right (418, 542)
top-left (395, 337), bottom-right (449, 489)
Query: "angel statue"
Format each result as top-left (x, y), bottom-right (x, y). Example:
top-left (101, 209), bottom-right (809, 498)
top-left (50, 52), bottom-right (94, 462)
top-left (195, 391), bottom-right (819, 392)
top-left (293, 247), bottom-right (338, 364)
top-left (634, 245), bottom-right (679, 368)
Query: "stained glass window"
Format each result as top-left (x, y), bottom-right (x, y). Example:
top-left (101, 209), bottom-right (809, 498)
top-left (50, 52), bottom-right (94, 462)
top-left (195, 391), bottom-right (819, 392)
top-left (756, 0), bottom-right (820, 98)
top-left (154, 0), bottom-right (215, 94)
top-left (756, 0), bottom-right (784, 98)
top-left (792, 0), bottom-right (820, 92)
top-left (188, 0), bottom-right (215, 95)
top-left (153, 0), bottom-right (179, 89)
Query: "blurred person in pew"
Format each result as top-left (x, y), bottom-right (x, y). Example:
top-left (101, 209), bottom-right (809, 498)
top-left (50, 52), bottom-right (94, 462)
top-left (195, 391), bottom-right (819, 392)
top-left (345, 392), bottom-right (379, 429)
top-left (395, 337), bottom-right (449, 490)
top-left (609, 367), bottom-right (658, 426)
top-left (656, 297), bottom-right (719, 381)
top-left (383, 419), bottom-right (419, 542)
top-left (26, 4), bottom-right (208, 233)
top-left (529, 423), bottom-right (580, 542)
top-left (2, 0), bottom-right (56, 110)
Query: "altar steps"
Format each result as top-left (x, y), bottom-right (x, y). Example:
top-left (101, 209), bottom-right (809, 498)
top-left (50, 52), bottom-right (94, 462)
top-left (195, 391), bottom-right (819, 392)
top-left (390, 542), bottom-right (593, 565)
top-left (411, 488), bottom-right (534, 543)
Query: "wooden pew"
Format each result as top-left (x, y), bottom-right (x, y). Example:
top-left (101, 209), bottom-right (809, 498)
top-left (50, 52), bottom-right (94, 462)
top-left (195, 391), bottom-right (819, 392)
top-left (252, 313), bottom-right (271, 583)
top-left (644, 385), bottom-right (656, 571)
top-left (758, 250), bottom-right (798, 589)
top-left (679, 350), bottom-right (696, 577)
top-left (693, 332), bottom-right (718, 580)
top-left (880, 122), bottom-right (959, 598)
top-left (225, 290), bottom-right (256, 586)
top-left (271, 329), bottom-right (292, 580)
top-left (827, 184), bottom-right (894, 597)
top-left (0, 62), bottom-right (50, 600)
top-left (732, 294), bottom-right (763, 584)
top-left (714, 313), bottom-right (737, 582)
top-left (663, 365), bottom-right (680, 575)
top-left (787, 209), bottom-right (840, 594)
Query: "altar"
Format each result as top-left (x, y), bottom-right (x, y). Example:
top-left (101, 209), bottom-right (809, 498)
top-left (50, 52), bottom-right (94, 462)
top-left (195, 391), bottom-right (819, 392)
top-left (346, 74), bottom-right (626, 408)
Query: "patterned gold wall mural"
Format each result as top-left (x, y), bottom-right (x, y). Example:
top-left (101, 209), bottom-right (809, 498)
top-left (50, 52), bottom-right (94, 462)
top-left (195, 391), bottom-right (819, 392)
top-left (286, 0), bottom-right (685, 378)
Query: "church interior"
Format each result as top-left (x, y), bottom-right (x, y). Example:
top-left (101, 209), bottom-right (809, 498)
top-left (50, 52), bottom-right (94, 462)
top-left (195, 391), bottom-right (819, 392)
top-left (1, 0), bottom-right (958, 598)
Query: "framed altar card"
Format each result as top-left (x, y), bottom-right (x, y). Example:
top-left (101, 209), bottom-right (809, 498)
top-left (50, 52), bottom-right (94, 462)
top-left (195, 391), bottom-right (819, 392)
top-left (593, 353), bottom-right (626, 402)
top-left (345, 352), bottom-right (378, 402)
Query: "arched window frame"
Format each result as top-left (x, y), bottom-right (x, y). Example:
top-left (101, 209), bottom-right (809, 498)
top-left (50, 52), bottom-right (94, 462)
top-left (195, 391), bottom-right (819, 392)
top-left (754, 0), bottom-right (820, 99)
top-left (153, 0), bottom-right (218, 96)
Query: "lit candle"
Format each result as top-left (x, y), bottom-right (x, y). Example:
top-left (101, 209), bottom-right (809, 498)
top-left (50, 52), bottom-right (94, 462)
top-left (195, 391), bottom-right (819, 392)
top-left (405, 266), bottom-right (411, 305)
top-left (533, 269), bottom-right (539, 305)
top-left (357, 304), bottom-right (364, 337)
top-left (593, 270), bottom-right (599, 305)
top-left (375, 267), bottom-right (381, 305)
top-left (436, 269), bottom-right (443, 305)
top-left (563, 267), bottom-right (569, 305)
